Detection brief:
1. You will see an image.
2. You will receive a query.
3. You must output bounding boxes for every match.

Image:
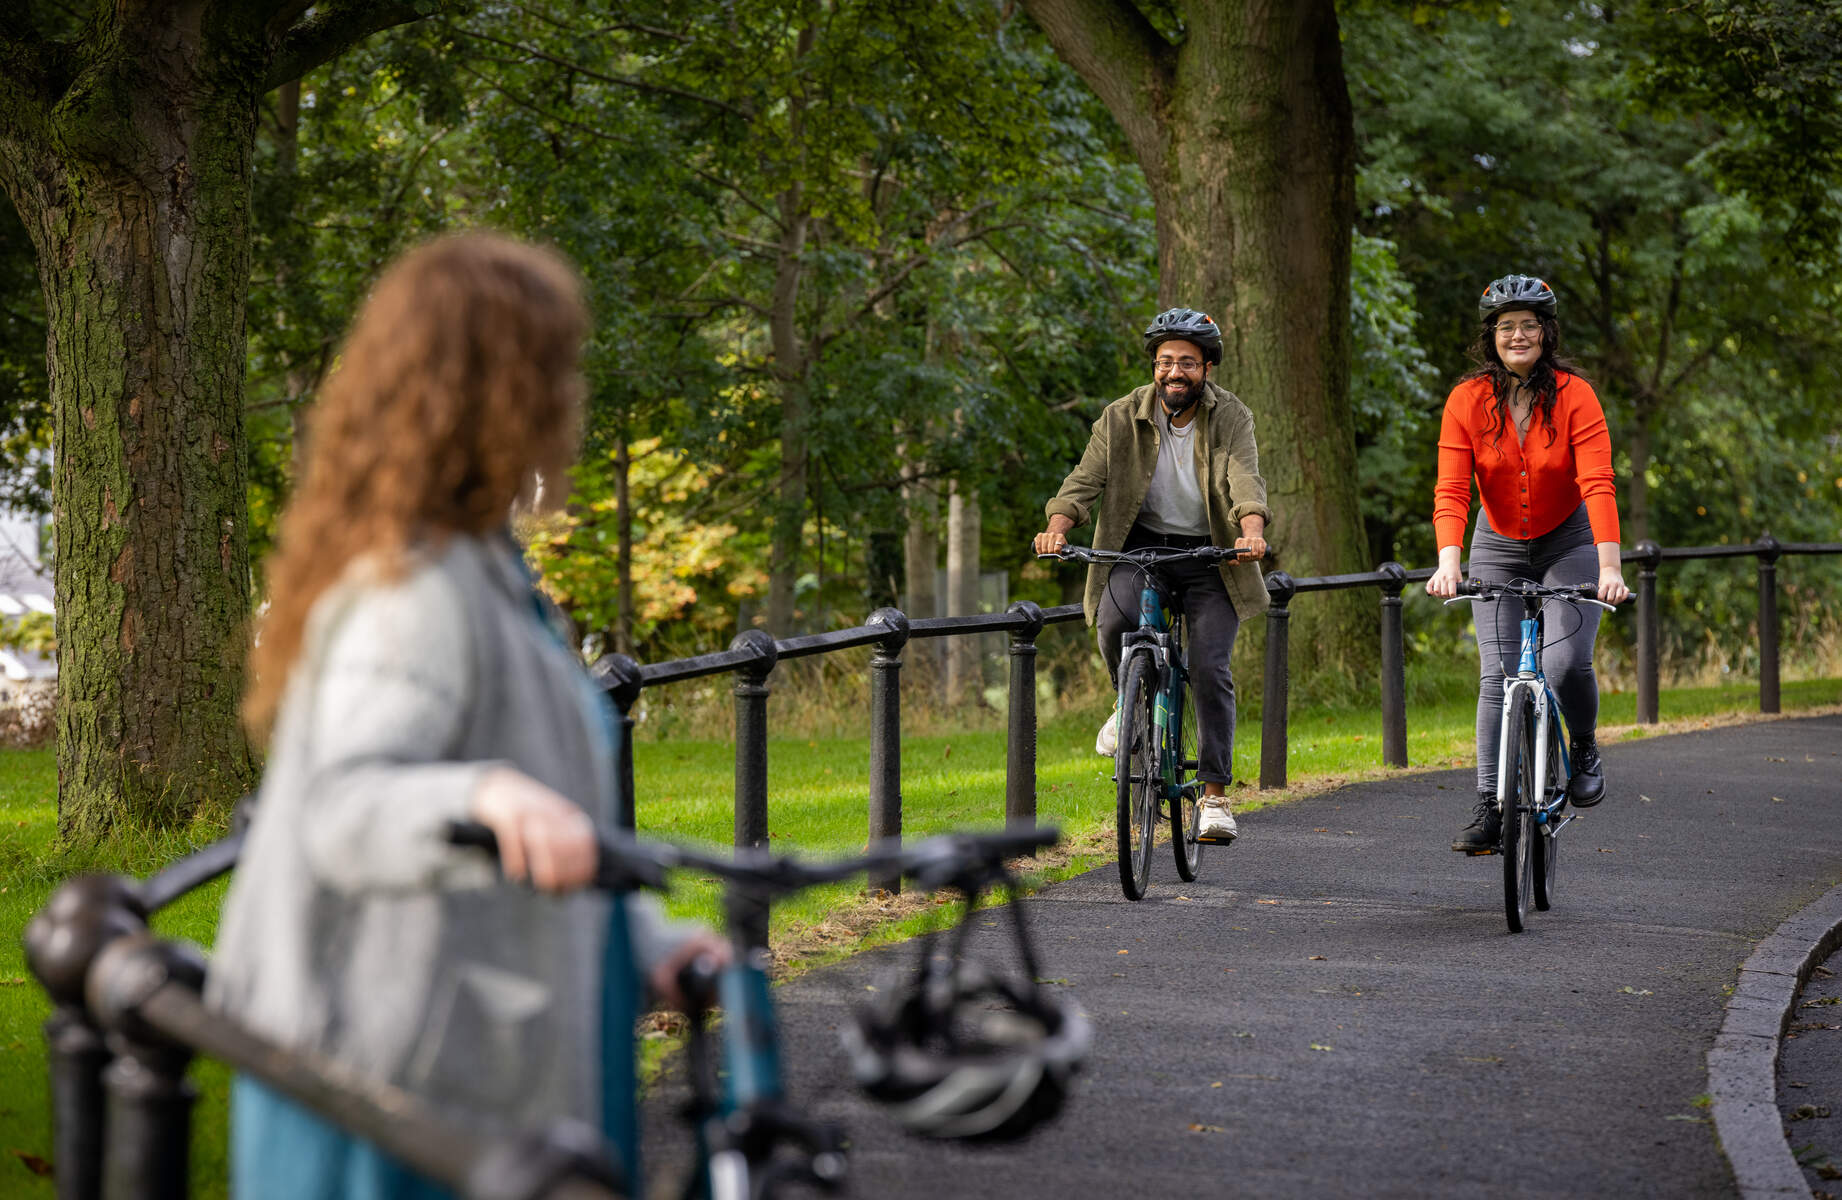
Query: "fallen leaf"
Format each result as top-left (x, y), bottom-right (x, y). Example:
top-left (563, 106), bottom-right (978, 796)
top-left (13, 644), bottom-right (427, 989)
top-left (1791, 1104), bottom-right (1832, 1121)
top-left (1640, 794), bottom-right (1655, 804)
top-left (1461, 1055), bottom-right (1502, 1065)
top-left (1618, 986), bottom-right (1654, 996)
top-left (1598, 847), bottom-right (1616, 853)
top-left (1188, 1123), bottom-right (1225, 1134)
top-left (1308, 955), bottom-right (1327, 961)
top-left (1234, 1031), bottom-right (1254, 1040)
top-left (1210, 1081), bottom-right (1223, 1088)
top-left (1257, 899), bottom-right (1279, 905)
top-left (9, 1151), bottom-right (51, 1177)
top-left (1664, 1114), bottom-right (1707, 1123)
top-left (1117, 949), bottom-right (1129, 955)
top-left (1772, 796), bottom-right (1785, 804)
top-left (1314, 827), bottom-right (1330, 833)
top-left (1310, 1043), bottom-right (1333, 1052)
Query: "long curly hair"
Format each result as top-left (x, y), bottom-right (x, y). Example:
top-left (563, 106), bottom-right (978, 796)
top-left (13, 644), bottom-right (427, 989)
top-left (244, 232), bottom-right (589, 737)
top-left (1458, 308), bottom-right (1587, 449)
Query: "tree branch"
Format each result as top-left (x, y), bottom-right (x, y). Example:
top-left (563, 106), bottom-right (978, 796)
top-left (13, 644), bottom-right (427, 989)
top-left (264, 0), bottom-right (446, 91)
top-left (451, 28), bottom-right (750, 118)
top-left (1018, 0), bottom-right (1171, 172)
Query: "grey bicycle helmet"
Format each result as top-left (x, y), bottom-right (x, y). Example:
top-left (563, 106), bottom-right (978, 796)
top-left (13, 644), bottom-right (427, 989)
top-left (1478, 274), bottom-right (1557, 321)
top-left (1142, 307), bottom-right (1223, 365)
top-left (842, 958), bottom-right (1092, 1142)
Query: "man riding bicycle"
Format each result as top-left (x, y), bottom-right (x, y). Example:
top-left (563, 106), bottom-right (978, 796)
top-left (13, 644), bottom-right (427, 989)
top-left (1033, 307), bottom-right (1270, 843)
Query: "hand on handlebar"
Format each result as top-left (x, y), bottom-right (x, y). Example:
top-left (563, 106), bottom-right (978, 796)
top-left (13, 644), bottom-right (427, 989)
top-left (469, 767), bottom-right (599, 893)
top-left (1234, 533), bottom-right (1267, 563)
top-left (651, 934), bottom-right (733, 1012)
top-left (1597, 565), bottom-right (1631, 605)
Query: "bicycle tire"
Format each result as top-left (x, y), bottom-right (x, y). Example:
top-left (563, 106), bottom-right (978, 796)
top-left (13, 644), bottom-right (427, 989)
top-left (1533, 720), bottom-right (1562, 911)
top-left (1115, 653), bottom-right (1158, 900)
top-left (1502, 689), bottom-right (1536, 933)
top-left (1172, 668), bottom-right (1204, 882)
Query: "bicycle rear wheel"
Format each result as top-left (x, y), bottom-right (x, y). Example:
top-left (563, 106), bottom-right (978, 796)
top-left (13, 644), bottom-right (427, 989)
top-left (1172, 675), bottom-right (1203, 882)
top-left (1502, 690), bottom-right (1536, 933)
top-left (1533, 723), bottom-right (1562, 911)
top-left (1115, 653), bottom-right (1159, 900)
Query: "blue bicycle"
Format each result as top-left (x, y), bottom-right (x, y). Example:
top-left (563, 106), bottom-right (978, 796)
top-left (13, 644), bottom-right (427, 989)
top-left (1448, 578), bottom-right (1616, 932)
top-left (1046, 543), bottom-right (1250, 900)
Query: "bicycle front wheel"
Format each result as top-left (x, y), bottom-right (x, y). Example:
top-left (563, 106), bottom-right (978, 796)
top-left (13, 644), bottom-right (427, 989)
top-left (1533, 721), bottom-right (1562, 911)
top-left (1172, 674), bottom-right (1203, 881)
top-left (1502, 689), bottom-right (1536, 933)
top-left (1115, 652), bottom-right (1159, 900)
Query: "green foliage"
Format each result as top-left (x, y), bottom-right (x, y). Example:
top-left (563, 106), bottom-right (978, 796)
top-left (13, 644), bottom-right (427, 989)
top-left (0, 608), bottom-right (53, 655)
top-left (0, 202), bottom-right (49, 512)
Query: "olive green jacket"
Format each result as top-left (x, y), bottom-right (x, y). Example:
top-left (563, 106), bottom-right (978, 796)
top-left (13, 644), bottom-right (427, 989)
top-left (1046, 380), bottom-right (1273, 624)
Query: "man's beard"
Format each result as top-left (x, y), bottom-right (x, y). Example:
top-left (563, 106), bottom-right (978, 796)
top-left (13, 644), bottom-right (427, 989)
top-left (1157, 378), bottom-right (1200, 414)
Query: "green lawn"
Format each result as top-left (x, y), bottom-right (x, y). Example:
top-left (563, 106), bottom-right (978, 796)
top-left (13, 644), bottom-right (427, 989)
top-left (1, 673), bottom-right (1837, 1194)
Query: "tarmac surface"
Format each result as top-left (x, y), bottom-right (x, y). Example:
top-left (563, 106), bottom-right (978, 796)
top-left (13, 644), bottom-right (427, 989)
top-left (643, 713), bottom-right (1842, 1199)
top-left (1782, 945), bottom-right (1842, 1195)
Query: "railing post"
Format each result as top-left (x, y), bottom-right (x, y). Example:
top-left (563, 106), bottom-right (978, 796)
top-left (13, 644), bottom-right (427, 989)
top-left (866, 608), bottom-right (909, 895)
top-left (1757, 534), bottom-right (1782, 714)
top-left (91, 938), bottom-right (206, 1200)
top-left (23, 874), bottom-right (151, 1200)
top-left (1260, 573), bottom-right (1295, 790)
top-left (1005, 601), bottom-right (1045, 834)
top-left (592, 653), bottom-right (645, 832)
top-left (1377, 562), bottom-right (1408, 768)
top-left (729, 630), bottom-right (778, 951)
top-left (1635, 540), bottom-right (1661, 724)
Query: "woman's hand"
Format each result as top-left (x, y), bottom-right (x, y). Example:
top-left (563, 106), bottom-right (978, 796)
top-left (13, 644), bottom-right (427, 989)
top-left (648, 932), bottom-right (734, 1011)
top-left (470, 767), bottom-right (599, 892)
top-left (1597, 565), bottom-right (1631, 605)
top-left (1425, 545), bottom-right (1464, 598)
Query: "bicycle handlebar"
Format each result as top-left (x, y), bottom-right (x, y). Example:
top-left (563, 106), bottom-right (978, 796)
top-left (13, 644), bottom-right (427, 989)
top-left (1038, 544), bottom-right (1250, 567)
top-left (1451, 578), bottom-right (1616, 611)
top-left (446, 822), bottom-right (1060, 899)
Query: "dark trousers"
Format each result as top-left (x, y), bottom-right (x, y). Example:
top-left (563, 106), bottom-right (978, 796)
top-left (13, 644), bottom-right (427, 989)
top-left (1467, 504), bottom-right (1603, 794)
top-left (1096, 524), bottom-right (1242, 785)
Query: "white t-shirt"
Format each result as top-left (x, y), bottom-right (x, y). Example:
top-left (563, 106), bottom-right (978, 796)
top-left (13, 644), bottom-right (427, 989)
top-left (1138, 406), bottom-right (1209, 537)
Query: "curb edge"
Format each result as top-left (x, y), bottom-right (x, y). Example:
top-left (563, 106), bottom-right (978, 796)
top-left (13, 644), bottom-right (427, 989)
top-left (1710, 883), bottom-right (1842, 1199)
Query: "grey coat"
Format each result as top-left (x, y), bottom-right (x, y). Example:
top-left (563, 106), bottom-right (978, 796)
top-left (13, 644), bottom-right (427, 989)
top-left (206, 534), bottom-right (681, 1133)
top-left (1046, 381), bottom-right (1273, 623)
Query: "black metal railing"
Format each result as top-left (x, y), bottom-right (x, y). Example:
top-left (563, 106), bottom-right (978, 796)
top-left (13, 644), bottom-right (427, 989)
top-left (23, 829), bottom-right (620, 1200)
top-left (1253, 536), bottom-right (1842, 788)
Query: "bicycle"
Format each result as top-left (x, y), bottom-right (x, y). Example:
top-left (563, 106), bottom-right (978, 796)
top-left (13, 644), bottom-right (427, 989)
top-left (1444, 578), bottom-right (1617, 933)
top-left (449, 821), bottom-right (1086, 1199)
top-left (1042, 543), bottom-right (1252, 901)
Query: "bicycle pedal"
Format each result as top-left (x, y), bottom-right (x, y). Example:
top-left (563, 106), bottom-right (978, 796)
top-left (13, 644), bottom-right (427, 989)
top-left (1193, 834), bottom-right (1237, 846)
top-left (1464, 848), bottom-right (1497, 857)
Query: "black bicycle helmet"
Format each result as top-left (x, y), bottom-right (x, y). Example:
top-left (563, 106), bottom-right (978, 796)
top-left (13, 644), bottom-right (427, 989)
top-left (842, 957), bottom-right (1092, 1142)
top-left (1478, 274), bottom-right (1557, 321)
top-left (1142, 307), bottom-right (1223, 365)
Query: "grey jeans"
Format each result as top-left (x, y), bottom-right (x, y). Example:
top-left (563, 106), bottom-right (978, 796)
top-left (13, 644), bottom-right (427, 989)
top-left (1467, 503), bottom-right (1603, 794)
top-left (1096, 524), bottom-right (1241, 785)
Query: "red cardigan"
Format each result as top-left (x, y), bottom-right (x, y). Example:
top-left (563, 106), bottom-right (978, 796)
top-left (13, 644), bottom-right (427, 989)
top-left (1433, 372), bottom-right (1620, 550)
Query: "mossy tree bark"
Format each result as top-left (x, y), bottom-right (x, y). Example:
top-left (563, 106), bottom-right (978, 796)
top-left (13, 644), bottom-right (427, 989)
top-left (1020, 0), bottom-right (1375, 683)
top-left (0, 1), bottom-right (445, 839)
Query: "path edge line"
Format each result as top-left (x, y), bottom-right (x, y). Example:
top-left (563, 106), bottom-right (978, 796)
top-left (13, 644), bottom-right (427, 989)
top-left (1708, 881), bottom-right (1842, 1199)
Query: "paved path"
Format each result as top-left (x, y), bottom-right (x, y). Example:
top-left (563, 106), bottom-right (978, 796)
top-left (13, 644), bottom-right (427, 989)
top-left (646, 714), bottom-right (1842, 1199)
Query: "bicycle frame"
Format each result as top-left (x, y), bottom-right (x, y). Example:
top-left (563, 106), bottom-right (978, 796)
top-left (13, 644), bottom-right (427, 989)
top-left (1495, 605), bottom-right (1576, 835)
top-left (1119, 575), bottom-right (1195, 804)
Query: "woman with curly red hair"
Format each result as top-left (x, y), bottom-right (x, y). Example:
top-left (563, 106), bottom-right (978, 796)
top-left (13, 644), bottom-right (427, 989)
top-left (208, 232), bottom-right (721, 1198)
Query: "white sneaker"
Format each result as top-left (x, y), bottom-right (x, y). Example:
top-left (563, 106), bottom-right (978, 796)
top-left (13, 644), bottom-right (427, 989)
top-left (1095, 710), bottom-right (1119, 757)
top-left (1196, 798), bottom-right (1238, 843)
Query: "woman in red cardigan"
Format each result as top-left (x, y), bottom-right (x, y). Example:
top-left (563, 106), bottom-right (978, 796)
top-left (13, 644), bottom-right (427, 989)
top-left (1425, 274), bottom-right (1631, 852)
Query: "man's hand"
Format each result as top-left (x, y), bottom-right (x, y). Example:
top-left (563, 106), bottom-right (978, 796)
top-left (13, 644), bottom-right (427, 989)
top-left (1234, 515), bottom-right (1267, 562)
top-left (1033, 514), bottom-right (1075, 556)
top-left (648, 932), bottom-right (734, 1011)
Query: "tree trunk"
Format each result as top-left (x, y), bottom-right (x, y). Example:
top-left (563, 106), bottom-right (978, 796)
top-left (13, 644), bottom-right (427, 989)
top-left (945, 478), bottom-right (982, 707)
top-left (1021, 0), bottom-right (1374, 683)
top-left (903, 464), bottom-right (942, 701)
top-left (0, 3), bottom-right (441, 839)
top-left (615, 431), bottom-right (635, 656)
top-left (6, 58), bottom-right (260, 837)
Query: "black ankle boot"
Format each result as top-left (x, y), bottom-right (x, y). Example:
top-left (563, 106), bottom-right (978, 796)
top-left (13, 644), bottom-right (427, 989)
top-left (1569, 734), bottom-right (1605, 807)
top-left (1451, 791), bottom-right (1501, 853)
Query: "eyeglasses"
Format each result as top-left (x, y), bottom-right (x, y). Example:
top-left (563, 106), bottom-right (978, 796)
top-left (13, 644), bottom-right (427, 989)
top-left (1494, 320), bottom-right (1543, 339)
top-left (1153, 356), bottom-right (1204, 373)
